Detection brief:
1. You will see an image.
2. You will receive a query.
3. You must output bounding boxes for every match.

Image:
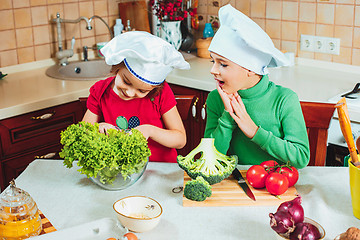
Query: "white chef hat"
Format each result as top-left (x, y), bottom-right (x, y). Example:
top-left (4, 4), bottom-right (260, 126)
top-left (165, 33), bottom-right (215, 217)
top-left (208, 4), bottom-right (290, 75)
top-left (100, 31), bottom-right (190, 85)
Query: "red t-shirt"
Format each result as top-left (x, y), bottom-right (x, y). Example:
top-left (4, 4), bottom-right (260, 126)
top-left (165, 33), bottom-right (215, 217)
top-left (87, 76), bottom-right (178, 163)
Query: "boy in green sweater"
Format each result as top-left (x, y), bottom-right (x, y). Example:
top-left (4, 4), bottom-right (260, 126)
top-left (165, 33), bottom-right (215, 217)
top-left (204, 5), bottom-right (310, 169)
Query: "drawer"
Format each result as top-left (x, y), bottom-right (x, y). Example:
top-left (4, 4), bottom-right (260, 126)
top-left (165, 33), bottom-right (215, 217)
top-left (1, 144), bottom-right (61, 190)
top-left (0, 101), bottom-right (83, 158)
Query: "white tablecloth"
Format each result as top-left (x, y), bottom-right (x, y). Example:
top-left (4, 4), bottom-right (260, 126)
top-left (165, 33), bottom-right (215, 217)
top-left (10, 160), bottom-right (360, 240)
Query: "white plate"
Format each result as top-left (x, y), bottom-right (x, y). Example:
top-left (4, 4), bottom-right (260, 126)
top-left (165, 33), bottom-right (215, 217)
top-left (30, 218), bottom-right (127, 240)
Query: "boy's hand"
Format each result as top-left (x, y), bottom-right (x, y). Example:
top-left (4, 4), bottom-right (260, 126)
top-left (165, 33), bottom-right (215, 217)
top-left (229, 92), bottom-right (259, 139)
top-left (216, 81), bottom-right (233, 113)
top-left (98, 122), bottom-right (118, 134)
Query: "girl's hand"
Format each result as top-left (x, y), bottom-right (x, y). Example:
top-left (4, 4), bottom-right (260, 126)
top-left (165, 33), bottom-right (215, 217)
top-left (134, 124), bottom-right (153, 140)
top-left (216, 81), bottom-right (233, 113)
top-left (229, 92), bottom-right (259, 138)
top-left (98, 122), bottom-right (118, 134)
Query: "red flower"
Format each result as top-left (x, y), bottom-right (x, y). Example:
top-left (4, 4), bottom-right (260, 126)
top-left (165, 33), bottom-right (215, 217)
top-left (151, 0), bottom-right (194, 21)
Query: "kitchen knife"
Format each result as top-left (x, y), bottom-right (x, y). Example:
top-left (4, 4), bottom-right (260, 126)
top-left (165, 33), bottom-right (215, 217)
top-left (232, 168), bottom-right (256, 201)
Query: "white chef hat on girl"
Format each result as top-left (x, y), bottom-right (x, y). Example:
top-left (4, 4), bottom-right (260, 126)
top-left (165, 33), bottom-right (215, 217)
top-left (100, 31), bottom-right (190, 85)
top-left (208, 4), bottom-right (290, 75)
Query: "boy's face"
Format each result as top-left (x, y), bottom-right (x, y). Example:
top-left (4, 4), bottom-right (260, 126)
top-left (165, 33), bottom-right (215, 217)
top-left (209, 52), bottom-right (258, 94)
top-left (112, 65), bottom-right (155, 101)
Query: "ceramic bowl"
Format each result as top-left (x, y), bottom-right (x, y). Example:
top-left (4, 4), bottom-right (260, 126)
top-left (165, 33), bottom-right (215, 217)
top-left (90, 161), bottom-right (148, 191)
top-left (113, 196), bottom-right (163, 233)
top-left (275, 217), bottom-right (326, 240)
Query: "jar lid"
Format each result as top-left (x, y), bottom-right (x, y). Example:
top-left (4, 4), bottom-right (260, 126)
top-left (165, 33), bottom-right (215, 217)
top-left (0, 180), bottom-right (35, 214)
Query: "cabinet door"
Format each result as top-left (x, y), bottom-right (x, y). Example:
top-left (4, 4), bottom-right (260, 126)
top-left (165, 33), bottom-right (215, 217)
top-left (0, 101), bottom-right (83, 159)
top-left (175, 95), bottom-right (196, 156)
top-left (169, 84), bottom-right (209, 153)
top-left (1, 144), bottom-right (60, 190)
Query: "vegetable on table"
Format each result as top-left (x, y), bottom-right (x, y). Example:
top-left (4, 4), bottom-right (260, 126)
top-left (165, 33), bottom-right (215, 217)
top-left (59, 122), bottom-right (151, 184)
top-left (184, 176), bottom-right (212, 201)
top-left (246, 165), bottom-right (269, 189)
top-left (265, 172), bottom-right (289, 196)
top-left (177, 138), bottom-right (238, 185)
top-left (269, 196), bottom-right (323, 240)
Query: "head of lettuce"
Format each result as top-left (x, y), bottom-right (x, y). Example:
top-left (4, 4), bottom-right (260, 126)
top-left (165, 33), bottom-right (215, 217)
top-left (59, 122), bottom-right (151, 185)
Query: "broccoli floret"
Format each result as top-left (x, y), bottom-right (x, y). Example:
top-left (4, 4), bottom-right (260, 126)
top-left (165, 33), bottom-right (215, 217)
top-left (184, 176), bottom-right (212, 201)
top-left (177, 138), bottom-right (238, 185)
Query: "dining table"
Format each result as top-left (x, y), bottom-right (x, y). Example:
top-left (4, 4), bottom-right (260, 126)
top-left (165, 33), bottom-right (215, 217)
top-left (10, 159), bottom-right (360, 240)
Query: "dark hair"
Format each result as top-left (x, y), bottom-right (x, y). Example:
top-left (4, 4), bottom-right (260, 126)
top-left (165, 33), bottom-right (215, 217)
top-left (110, 62), bottom-right (164, 98)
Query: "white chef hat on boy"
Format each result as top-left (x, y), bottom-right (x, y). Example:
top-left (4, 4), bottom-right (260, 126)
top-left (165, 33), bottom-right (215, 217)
top-left (208, 4), bottom-right (290, 75)
top-left (100, 31), bottom-right (190, 85)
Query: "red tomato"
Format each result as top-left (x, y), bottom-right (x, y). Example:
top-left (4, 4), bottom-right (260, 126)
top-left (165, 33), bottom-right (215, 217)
top-left (265, 172), bottom-right (289, 195)
top-left (260, 160), bottom-right (279, 172)
top-left (246, 165), bottom-right (269, 189)
top-left (277, 166), bottom-right (299, 187)
top-left (123, 233), bottom-right (138, 240)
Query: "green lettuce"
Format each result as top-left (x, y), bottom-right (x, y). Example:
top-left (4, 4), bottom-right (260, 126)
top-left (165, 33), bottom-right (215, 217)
top-left (59, 122), bottom-right (151, 184)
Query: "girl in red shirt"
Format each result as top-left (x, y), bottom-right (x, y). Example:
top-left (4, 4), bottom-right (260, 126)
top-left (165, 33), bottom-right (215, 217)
top-left (82, 31), bottom-right (190, 162)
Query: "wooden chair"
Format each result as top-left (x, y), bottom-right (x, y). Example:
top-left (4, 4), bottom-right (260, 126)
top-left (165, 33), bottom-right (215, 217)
top-left (300, 101), bottom-right (336, 166)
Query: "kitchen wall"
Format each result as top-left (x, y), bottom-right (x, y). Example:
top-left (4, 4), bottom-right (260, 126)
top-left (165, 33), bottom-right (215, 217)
top-left (0, 0), bottom-right (359, 68)
top-left (0, 0), bottom-right (120, 67)
top-left (196, 0), bottom-right (360, 66)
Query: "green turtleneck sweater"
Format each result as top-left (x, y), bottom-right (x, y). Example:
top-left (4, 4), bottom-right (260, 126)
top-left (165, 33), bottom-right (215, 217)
top-left (204, 75), bottom-right (310, 169)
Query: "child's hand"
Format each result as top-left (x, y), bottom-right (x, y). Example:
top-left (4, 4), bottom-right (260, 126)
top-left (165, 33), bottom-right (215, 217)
top-left (216, 81), bottom-right (233, 113)
top-left (98, 122), bottom-right (118, 134)
top-left (229, 92), bottom-right (259, 138)
top-left (134, 124), bottom-right (153, 140)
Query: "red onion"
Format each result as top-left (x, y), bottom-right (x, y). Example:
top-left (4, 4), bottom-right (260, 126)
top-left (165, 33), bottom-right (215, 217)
top-left (277, 196), bottom-right (304, 224)
top-left (269, 210), bottom-right (295, 235)
top-left (289, 222), bottom-right (321, 240)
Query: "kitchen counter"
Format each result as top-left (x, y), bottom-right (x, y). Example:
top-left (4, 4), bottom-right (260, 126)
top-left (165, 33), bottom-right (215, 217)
top-left (14, 160), bottom-right (359, 240)
top-left (1, 54), bottom-right (360, 120)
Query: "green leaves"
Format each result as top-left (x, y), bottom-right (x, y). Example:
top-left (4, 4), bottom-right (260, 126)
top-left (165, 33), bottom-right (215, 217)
top-left (59, 122), bottom-right (151, 184)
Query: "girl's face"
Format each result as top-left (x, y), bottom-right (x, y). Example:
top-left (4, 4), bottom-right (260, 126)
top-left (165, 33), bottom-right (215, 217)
top-left (210, 52), bottom-right (259, 94)
top-left (112, 66), bottom-right (156, 101)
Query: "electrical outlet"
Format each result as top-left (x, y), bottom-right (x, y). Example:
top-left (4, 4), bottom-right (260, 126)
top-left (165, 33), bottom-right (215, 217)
top-left (313, 36), bottom-right (327, 53)
top-left (300, 35), bottom-right (314, 52)
top-left (326, 37), bottom-right (340, 55)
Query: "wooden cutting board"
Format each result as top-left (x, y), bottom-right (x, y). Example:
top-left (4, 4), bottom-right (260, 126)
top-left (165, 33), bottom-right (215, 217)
top-left (118, 1), bottom-right (150, 32)
top-left (183, 171), bottom-right (298, 207)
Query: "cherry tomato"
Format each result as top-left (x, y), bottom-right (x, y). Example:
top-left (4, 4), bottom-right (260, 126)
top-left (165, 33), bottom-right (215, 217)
top-left (265, 172), bottom-right (289, 195)
top-left (260, 160), bottom-right (279, 172)
top-left (123, 232), bottom-right (138, 240)
top-left (277, 166), bottom-right (299, 187)
top-left (246, 165), bottom-right (269, 188)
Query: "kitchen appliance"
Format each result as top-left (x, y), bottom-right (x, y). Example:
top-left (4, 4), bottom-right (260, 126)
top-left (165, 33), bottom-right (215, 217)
top-left (232, 168), bottom-right (256, 201)
top-left (327, 83), bottom-right (360, 166)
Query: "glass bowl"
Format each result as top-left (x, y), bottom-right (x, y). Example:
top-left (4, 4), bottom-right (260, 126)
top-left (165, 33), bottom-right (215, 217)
top-left (275, 217), bottom-right (326, 240)
top-left (89, 161), bottom-right (148, 191)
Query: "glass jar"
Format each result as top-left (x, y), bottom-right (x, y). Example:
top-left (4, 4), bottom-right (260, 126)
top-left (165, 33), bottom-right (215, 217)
top-left (0, 180), bottom-right (42, 240)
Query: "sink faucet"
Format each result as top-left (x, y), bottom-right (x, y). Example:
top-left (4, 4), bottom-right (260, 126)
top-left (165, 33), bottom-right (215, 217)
top-left (89, 15), bottom-right (114, 39)
top-left (51, 13), bottom-right (92, 65)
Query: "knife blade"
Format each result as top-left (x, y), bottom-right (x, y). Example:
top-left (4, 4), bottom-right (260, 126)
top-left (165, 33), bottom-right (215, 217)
top-left (232, 168), bottom-right (256, 201)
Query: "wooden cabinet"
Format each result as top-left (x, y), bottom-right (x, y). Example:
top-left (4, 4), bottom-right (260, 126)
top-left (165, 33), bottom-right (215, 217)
top-left (0, 101), bottom-right (84, 190)
top-left (170, 84), bottom-right (209, 156)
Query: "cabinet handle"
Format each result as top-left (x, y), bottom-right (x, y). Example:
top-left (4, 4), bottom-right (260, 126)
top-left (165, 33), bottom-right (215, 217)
top-left (201, 103), bottom-right (206, 120)
top-left (192, 97), bottom-right (199, 118)
top-left (35, 152), bottom-right (56, 159)
top-left (31, 111), bottom-right (55, 120)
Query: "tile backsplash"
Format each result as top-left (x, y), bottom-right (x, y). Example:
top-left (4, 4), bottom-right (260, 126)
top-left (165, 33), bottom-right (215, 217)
top-left (0, 0), bottom-right (119, 67)
top-left (196, 0), bottom-right (360, 66)
top-left (0, 0), bottom-right (359, 67)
